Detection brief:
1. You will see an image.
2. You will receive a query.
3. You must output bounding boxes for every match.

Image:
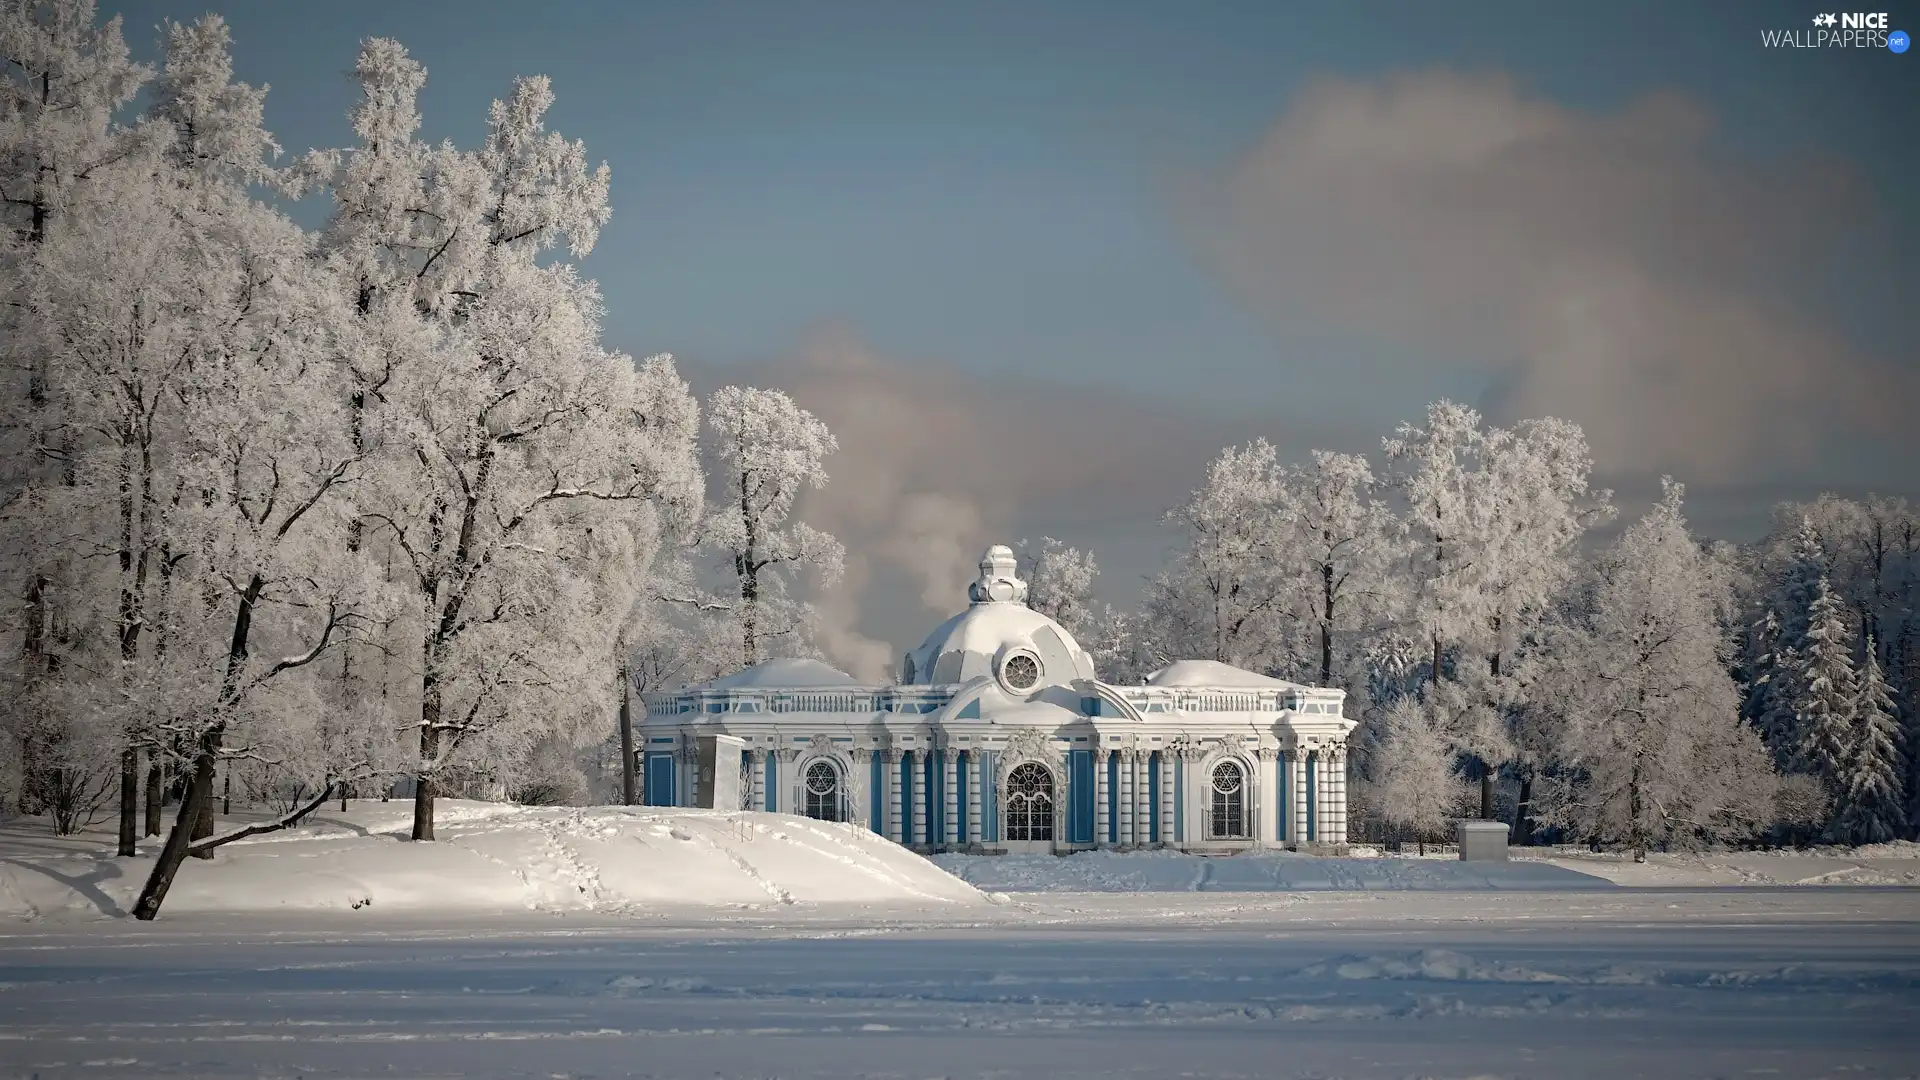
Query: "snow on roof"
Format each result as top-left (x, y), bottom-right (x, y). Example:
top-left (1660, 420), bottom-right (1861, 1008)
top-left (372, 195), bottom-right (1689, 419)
top-left (1143, 660), bottom-right (1307, 690)
top-left (701, 658), bottom-right (860, 690)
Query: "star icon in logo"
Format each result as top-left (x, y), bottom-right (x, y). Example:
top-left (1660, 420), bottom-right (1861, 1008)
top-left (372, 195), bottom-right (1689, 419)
top-left (1813, 12), bottom-right (1837, 26)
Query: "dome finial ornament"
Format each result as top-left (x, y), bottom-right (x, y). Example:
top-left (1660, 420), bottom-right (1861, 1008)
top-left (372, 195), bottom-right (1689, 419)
top-left (968, 544), bottom-right (1027, 605)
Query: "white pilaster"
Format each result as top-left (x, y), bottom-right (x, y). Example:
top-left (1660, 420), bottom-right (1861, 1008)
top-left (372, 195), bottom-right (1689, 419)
top-left (1121, 749), bottom-right (1136, 841)
top-left (1118, 751), bottom-right (1135, 847)
top-left (911, 752), bottom-right (927, 847)
top-left (943, 753), bottom-right (959, 847)
top-left (1331, 747), bottom-right (1347, 845)
top-left (966, 751), bottom-right (983, 847)
top-left (887, 751), bottom-right (904, 844)
top-left (1159, 752), bottom-right (1174, 846)
top-left (749, 748), bottom-right (766, 812)
top-left (1094, 749), bottom-right (1109, 847)
top-left (1293, 751), bottom-right (1309, 846)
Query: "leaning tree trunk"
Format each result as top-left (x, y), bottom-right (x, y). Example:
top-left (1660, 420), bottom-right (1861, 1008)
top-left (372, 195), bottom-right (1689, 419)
top-left (133, 573), bottom-right (263, 919)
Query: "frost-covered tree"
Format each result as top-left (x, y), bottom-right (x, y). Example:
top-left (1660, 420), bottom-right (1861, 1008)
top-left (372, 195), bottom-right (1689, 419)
top-left (0, 0), bottom-right (151, 823)
top-left (1367, 693), bottom-right (1469, 852)
top-left (700, 385), bottom-right (843, 668)
top-left (1748, 517), bottom-right (1830, 767)
top-left (1834, 640), bottom-right (1905, 845)
top-left (1792, 576), bottom-right (1858, 799)
top-left (1020, 536), bottom-right (1098, 638)
top-left (1139, 439), bottom-right (1294, 673)
top-left (1273, 450), bottom-right (1402, 691)
top-left (1530, 481), bottom-right (1774, 861)
top-left (306, 47), bottom-right (701, 842)
top-left (1383, 401), bottom-right (1493, 686)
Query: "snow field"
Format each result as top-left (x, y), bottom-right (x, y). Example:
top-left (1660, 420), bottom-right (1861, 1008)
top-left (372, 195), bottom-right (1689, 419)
top-left (2, 890), bottom-right (1916, 1079)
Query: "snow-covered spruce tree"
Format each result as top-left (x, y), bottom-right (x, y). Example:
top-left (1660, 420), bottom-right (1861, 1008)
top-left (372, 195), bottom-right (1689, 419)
top-left (1834, 640), bottom-right (1906, 844)
top-left (1748, 517), bottom-right (1831, 767)
top-left (1793, 575), bottom-right (1858, 807)
top-left (1530, 481), bottom-right (1774, 861)
top-left (1138, 438), bottom-right (1296, 675)
top-left (700, 385), bottom-right (844, 669)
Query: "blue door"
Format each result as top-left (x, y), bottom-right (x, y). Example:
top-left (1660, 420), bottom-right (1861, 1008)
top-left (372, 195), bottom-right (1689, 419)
top-left (644, 752), bottom-right (676, 807)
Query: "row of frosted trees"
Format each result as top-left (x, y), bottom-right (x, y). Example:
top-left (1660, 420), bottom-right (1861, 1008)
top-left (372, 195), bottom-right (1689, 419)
top-left (0, 3), bottom-right (847, 916)
top-left (1027, 414), bottom-right (1916, 860)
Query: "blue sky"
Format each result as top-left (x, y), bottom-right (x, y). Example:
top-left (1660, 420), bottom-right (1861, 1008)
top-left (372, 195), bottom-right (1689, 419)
top-left (110, 0), bottom-right (1919, 658)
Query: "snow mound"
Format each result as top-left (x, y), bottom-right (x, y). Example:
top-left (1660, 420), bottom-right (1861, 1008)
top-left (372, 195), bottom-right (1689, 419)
top-left (700, 657), bottom-right (860, 689)
top-left (932, 849), bottom-right (1614, 892)
top-left (0, 801), bottom-right (984, 922)
top-left (1143, 659), bottom-right (1304, 689)
top-left (1298, 949), bottom-right (1573, 984)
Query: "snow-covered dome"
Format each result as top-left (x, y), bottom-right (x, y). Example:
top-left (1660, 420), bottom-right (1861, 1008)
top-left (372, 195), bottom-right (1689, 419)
top-left (1144, 660), bottom-right (1304, 690)
top-left (901, 545), bottom-right (1097, 691)
top-left (701, 657), bottom-right (860, 690)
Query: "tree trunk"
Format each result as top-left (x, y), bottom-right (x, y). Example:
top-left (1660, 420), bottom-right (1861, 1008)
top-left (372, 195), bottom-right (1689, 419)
top-left (412, 716), bottom-right (438, 842)
top-left (133, 744), bottom-right (218, 920)
top-left (191, 783), bottom-right (216, 859)
top-left (1515, 772), bottom-right (1534, 846)
top-left (1319, 559), bottom-right (1335, 687)
top-left (619, 660), bottom-right (637, 805)
top-left (117, 746), bottom-right (138, 856)
top-left (1629, 758), bottom-right (1646, 863)
top-left (144, 757), bottom-right (163, 836)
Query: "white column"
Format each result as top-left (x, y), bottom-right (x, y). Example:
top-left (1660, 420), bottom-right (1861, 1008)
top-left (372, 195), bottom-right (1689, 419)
top-left (911, 752), bottom-right (928, 847)
top-left (1331, 747), bottom-right (1348, 845)
top-left (943, 752), bottom-right (959, 847)
top-left (749, 749), bottom-right (766, 812)
top-left (886, 751), bottom-right (904, 843)
top-left (1159, 753), bottom-right (1174, 846)
top-left (1132, 752), bottom-right (1149, 846)
top-left (1293, 751), bottom-right (1310, 847)
top-left (1117, 751), bottom-right (1135, 847)
top-left (1317, 753), bottom-right (1333, 844)
top-left (1094, 749), bottom-right (1109, 847)
top-left (966, 751), bottom-right (983, 848)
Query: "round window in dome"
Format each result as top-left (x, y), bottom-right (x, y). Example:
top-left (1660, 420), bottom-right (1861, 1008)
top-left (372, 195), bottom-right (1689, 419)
top-left (1001, 651), bottom-right (1041, 691)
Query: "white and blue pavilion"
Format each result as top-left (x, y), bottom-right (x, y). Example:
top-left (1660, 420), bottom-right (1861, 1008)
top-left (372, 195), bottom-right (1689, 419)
top-left (638, 545), bottom-right (1356, 853)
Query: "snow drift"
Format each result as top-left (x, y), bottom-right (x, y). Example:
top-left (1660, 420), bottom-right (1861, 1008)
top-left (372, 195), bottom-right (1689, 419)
top-left (0, 801), bottom-right (985, 922)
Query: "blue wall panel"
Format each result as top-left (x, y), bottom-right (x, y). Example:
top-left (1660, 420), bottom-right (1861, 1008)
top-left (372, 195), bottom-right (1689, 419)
top-left (979, 752), bottom-right (997, 843)
top-left (1306, 750), bottom-right (1318, 840)
top-left (1068, 749), bottom-right (1095, 844)
top-left (870, 752), bottom-right (884, 832)
top-left (899, 752), bottom-right (915, 846)
top-left (765, 752), bottom-right (778, 812)
top-left (1149, 752), bottom-right (1161, 843)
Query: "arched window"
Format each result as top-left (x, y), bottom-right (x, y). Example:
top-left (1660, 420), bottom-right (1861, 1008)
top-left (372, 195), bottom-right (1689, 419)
top-left (1005, 762), bottom-right (1054, 841)
top-left (1209, 760), bottom-right (1247, 839)
top-left (803, 759), bottom-right (843, 822)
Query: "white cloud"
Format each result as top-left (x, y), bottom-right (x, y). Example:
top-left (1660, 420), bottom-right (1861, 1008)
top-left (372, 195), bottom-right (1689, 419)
top-left (1192, 70), bottom-right (1914, 481)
